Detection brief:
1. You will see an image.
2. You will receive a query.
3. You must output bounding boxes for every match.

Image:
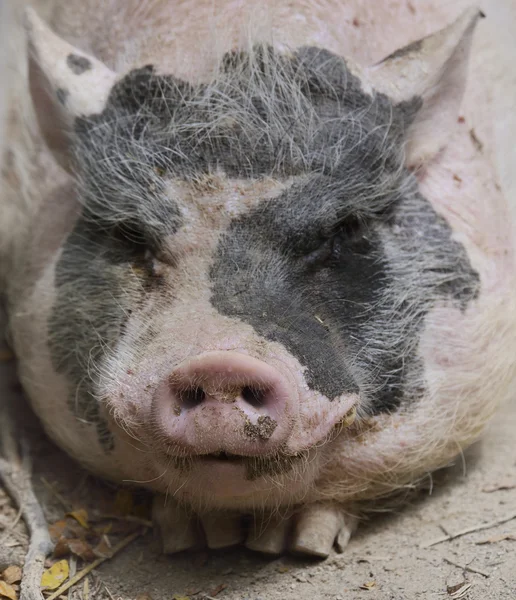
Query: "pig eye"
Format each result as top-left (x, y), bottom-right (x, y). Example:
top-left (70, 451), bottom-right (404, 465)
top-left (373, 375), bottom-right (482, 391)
top-left (110, 222), bottom-right (150, 255)
top-left (304, 217), bottom-right (366, 268)
top-left (304, 238), bottom-right (334, 267)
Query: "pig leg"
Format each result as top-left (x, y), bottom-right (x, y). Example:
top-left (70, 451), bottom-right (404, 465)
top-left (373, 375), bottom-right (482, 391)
top-left (152, 495), bottom-right (202, 553)
top-left (290, 503), bottom-right (358, 558)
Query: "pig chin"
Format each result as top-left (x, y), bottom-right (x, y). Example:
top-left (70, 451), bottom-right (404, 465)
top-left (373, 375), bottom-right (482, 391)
top-left (149, 447), bottom-right (322, 509)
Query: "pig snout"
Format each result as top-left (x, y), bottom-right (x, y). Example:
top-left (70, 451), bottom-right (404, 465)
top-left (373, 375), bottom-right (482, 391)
top-left (153, 352), bottom-right (295, 456)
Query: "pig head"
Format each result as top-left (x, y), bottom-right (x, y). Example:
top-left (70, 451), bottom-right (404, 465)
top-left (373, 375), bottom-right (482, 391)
top-left (10, 7), bottom-right (488, 522)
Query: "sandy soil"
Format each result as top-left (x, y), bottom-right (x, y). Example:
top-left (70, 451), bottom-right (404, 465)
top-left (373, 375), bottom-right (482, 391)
top-left (1, 360), bottom-right (516, 600)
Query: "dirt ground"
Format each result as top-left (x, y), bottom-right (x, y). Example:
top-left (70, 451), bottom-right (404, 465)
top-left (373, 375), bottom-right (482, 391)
top-left (1, 375), bottom-right (516, 600)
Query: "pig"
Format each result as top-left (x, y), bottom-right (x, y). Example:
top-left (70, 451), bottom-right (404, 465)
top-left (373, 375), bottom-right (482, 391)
top-left (1, 0), bottom-right (516, 558)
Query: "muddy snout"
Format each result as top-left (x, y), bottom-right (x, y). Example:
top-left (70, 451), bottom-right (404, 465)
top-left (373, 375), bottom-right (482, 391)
top-left (153, 352), bottom-right (295, 456)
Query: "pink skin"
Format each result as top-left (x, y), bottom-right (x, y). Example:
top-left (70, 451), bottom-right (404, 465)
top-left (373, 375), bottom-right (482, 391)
top-left (108, 334), bottom-right (358, 502)
top-left (154, 351), bottom-right (295, 456)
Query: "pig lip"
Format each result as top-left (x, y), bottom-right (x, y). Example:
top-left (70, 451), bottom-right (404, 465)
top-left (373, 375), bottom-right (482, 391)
top-left (200, 451), bottom-right (245, 462)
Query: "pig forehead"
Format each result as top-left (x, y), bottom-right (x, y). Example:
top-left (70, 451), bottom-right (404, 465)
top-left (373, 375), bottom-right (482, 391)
top-left (74, 46), bottom-right (418, 188)
top-left (165, 175), bottom-right (294, 221)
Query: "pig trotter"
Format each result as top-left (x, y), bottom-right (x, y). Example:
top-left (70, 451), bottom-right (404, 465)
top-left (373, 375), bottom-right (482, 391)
top-left (155, 501), bottom-right (357, 557)
top-left (152, 496), bottom-right (203, 553)
top-left (201, 511), bottom-right (245, 549)
top-left (247, 504), bottom-right (358, 557)
top-left (246, 512), bottom-right (291, 555)
top-left (290, 503), bottom-right (358, 558)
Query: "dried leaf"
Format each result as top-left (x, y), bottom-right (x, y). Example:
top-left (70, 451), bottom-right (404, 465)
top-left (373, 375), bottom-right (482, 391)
top-left (446, 581), bottom-right (473, 600)
top-left (359, 581), bottom-right (376, 590)
top-left (92, 536), bottom-right (113, 559)
top-left (172, 597), bottom-right (190, 600)
top-left (53, 538), bottom-right (96, 562)
top-left (447, 582), bottom-right (465, 594)
top-left (41, 560), bottom-right (70, 590)
top-left (447, 582), bottom-right (472, 598)
top-left (1, 567), bottom-right (22, 585)
top-left (482, 481), bottom-right (516, 493)
top-left (209, 583), bottom-right (227, 597)
top-left (66, 509), bottom-right (89, 529)
top-left (0, 581), bottom-right (17, 600)
top-left (276, 566), bottom-right (289, 573)
top-left (113, 490), bottom-right (134, 516)
top-left (48, 520), bottom-right (68, 542)
top-left (476, 534), bottom-right (516, 545)
top-left (136, 594), bottom-right (153, 600)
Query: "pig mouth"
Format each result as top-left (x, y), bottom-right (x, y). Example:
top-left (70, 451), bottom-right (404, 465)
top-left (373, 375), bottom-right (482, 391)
top-left (201, 451), bottom-right (245, 462)
top-left (159, 448), bottom-right (309, 480)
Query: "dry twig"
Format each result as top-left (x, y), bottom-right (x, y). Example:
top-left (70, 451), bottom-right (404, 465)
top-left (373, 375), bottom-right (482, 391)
top-left (0, 444), bottom-right (54, 600)
top-left (40, 478), bottom-right (73, 513)
top-left (443, 557), bottom-right (490, 578)
top-left (0, 512), bottom-right (29, 544)
top-left (420, 512), bottom-right (516, 548)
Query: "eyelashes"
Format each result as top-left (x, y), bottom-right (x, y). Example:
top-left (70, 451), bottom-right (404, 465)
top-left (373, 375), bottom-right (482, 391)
top-left (302, 216), bottom-right (368, 270)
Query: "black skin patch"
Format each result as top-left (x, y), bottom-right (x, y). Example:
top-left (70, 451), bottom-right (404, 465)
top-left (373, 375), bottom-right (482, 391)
top-left (66, 53), bottom-right (92, 75)
top-left (210, 176), bottom-right (479, 411)
top-left (50, 45), bottom-right (479, 451)
top-left (48, 221), bottom-right (175, 451)
top-left (56, 88), bottom-right (69, 106)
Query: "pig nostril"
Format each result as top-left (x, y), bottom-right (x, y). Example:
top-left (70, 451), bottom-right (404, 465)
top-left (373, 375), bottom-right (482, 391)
top-left (178, 386), bottom-right (206, 409)
top-left (241, 386), bottom-right (267, 408)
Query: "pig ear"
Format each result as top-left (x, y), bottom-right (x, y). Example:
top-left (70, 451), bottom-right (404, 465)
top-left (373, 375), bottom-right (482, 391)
top-left (366, 8), bottom-right (484, 168)
top-left (25, 8), bottom-right (118, 172)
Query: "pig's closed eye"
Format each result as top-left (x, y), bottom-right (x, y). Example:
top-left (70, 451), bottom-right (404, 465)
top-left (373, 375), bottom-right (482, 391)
top-left (109, 222), bottom-right (174, 270)
top-left (304, 217), bottom-right (366, 269)
top-left (110, 222), bottom-right (151, 255)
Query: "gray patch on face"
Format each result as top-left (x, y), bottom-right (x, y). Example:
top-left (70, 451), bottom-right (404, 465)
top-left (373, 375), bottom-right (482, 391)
top-left (48, 221), bottom-right (176, 451)
top-left (75, 46), bottom-right (420, 180)
top-left (56, 88), bottom-right (69, 106)
top-left (67, 53), bottom-right (92, 75)
top-left (50, 94), bottom-right (182, 449)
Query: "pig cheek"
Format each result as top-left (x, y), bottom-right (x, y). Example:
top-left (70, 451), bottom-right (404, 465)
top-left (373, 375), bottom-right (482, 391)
top-left (311, 295), bottom-right (516, 504)
top-left (10, 262), bottom-right (127, 480)
top-left (102, 359), bottom-right (162, 447)
top-left (288, 389), bottom-right (360, 453)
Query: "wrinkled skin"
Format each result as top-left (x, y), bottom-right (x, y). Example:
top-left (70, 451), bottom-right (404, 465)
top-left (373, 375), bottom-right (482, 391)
top-left (1, 0), bottom-right (516, 557)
